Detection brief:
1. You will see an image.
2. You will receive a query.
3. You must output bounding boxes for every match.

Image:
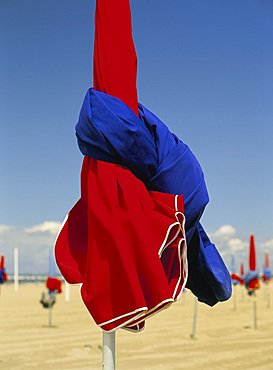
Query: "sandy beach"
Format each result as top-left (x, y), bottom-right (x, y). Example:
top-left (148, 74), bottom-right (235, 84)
top-left (1, 282), bottom-right (273, 369)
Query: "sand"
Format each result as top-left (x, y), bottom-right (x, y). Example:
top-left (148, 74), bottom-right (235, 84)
top-left (1, 282), bottom-right (273, 369)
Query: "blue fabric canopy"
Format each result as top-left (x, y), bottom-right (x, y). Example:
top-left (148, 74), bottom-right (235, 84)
top-left (0, 268), bottom-right (5, 284)
top-left (244, 270), bottom-right (259, 288)
top-left (75, 88), bottom-right (231, 306)
top-left (263, 266), bottom-right (271, 280)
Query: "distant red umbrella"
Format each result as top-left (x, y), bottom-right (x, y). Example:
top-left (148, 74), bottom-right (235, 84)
top-left (265, 253), bottom-right (270, 269)
top-left (40, 249), bottom-right (62, 327)
top-left (0, 255), bottom-right (8, 284)
top-left (231, 273), bottom-right (241, 284)
top-left (0, 255), bottom-right (8, 296)
top-left (245, 234), bottom-right (260, 329)
top-left (239, 263), bottom-right (245, 303)
top-left (240, 263), bottom-right (245, 285)
top-left (262, 253), bottom-right (271, 283)
top-left (46, 277), bottom-right (62, 293)
top-left (249, 234), bottom-right (256, 271)
top-left (46, 248), bottom-right (62, 293)
top-left (245, 234), bottom-right (260, 293)
top-left (262, 253), bottom-right (271, 308)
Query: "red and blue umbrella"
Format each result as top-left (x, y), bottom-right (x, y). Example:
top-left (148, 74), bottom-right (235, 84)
top-left (240, 263), bottom-right (245, 285)
top-left (245, 234), bottom-right (260, 294)
top-left (0, 255), bottom-right (8, 285)
top-left (262, 253), bottom-right (271, 283)
top-left (55, 0), bottom-right (231, 333)
top-left (46, 248), bottom-right (62, 294)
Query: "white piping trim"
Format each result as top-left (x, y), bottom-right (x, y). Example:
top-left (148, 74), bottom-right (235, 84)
top-left (98, 306), bottom-right (147, 327)
top-left (175, 194), bottom-right (179, 212)
top-left (122, 322), bottom-right (145, 333)
top-left (158, 211), bottom-right (185, 257)
top-left (172, 238), bottom-right (187, 300)
top-left (100, 311), bottom-right (148, 333)
top-left (158, 221), bottom-right (181, 257)
top-left (126, 298), bottom-right (174, 327)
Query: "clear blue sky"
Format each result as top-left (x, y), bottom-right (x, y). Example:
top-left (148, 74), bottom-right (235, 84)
top-left (0, 0), bottom-right (272, 273)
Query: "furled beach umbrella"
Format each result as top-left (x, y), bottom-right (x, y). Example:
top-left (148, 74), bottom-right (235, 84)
top-left (262, 253), bottom-right (271, 308)
top-left (240, 263), bottom-right (245, 285)
top-left (45, 248), bottom-right (62, 293)
top-left (239, 262), bottom-right (245, 302)
top-left (0, 255), bottom-right (8, 296)
top-left (262, 253), bottom-right (271, 283)
top-left (245, 235), bottom-right (260, 294)
top-left (40, 249), bottom-right (62, 327)
top-left (55, 0), bottom-right (231, 367)
top-left (244, 234), bottom-right (260, 329)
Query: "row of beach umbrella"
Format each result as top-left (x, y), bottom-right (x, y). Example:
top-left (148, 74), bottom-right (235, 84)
top-left (230, 234), bottom-right (271, 292)
top-left (230, 234), bottom-right (271, 329)
top-left (1, 236), bottom-right (271, 370)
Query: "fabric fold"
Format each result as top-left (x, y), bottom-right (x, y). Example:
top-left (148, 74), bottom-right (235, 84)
top-left (55, 157), bottom-right (187, 332)
top-left (74, 89), bottom-right (231, 306)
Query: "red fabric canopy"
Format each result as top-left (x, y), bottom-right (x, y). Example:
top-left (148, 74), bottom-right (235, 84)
top-left (0, 256), bottom-right (8, 282)
top-left (46, 277), bottom-right (62, 293)
top-left (55, 157), bottom-right (187, 331)
top-left (249, 234), bottom-right (256, 271)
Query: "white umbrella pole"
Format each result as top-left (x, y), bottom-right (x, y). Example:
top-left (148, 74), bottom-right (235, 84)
top-left (49, 303), bottom-right (52, 327)
top-left (190, 296), bottom-right (198, 339)
top-left (48, 292), bottom-right (56, 327)
top-left (65, 281), bottom-right (70, 302)
top-left (14, 247), bottom-right (19, 292)
top-left (102, 331), bottom-right (115, 369)
top-left (241, 285), bottom-right (245, 302)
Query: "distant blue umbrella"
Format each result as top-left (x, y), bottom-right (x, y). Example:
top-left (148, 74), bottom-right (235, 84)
top-left (262, 253), bottom-right (271, 308)
top-left (263, 265), bottom-right (271, 280)
top-left (262, 253), bottom-right (271, 282)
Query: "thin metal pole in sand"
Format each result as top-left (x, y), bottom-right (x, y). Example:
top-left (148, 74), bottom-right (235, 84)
top-left (14, 247), bottom-right (19, 291)
top-left (48, 291), bottom-right (56, 327)
top-left (102, 331), bottom-right (116, 369)
top-left (48, 297), bottom-right (53, 327)
top-left (263, 284), bottom-right (266, 301)
top-left (253, 292), bottom-right (257, 329)
top-left (190, 296), bottom-right (198, 339)
top-left (241, 285), bottom-right (245, 303)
